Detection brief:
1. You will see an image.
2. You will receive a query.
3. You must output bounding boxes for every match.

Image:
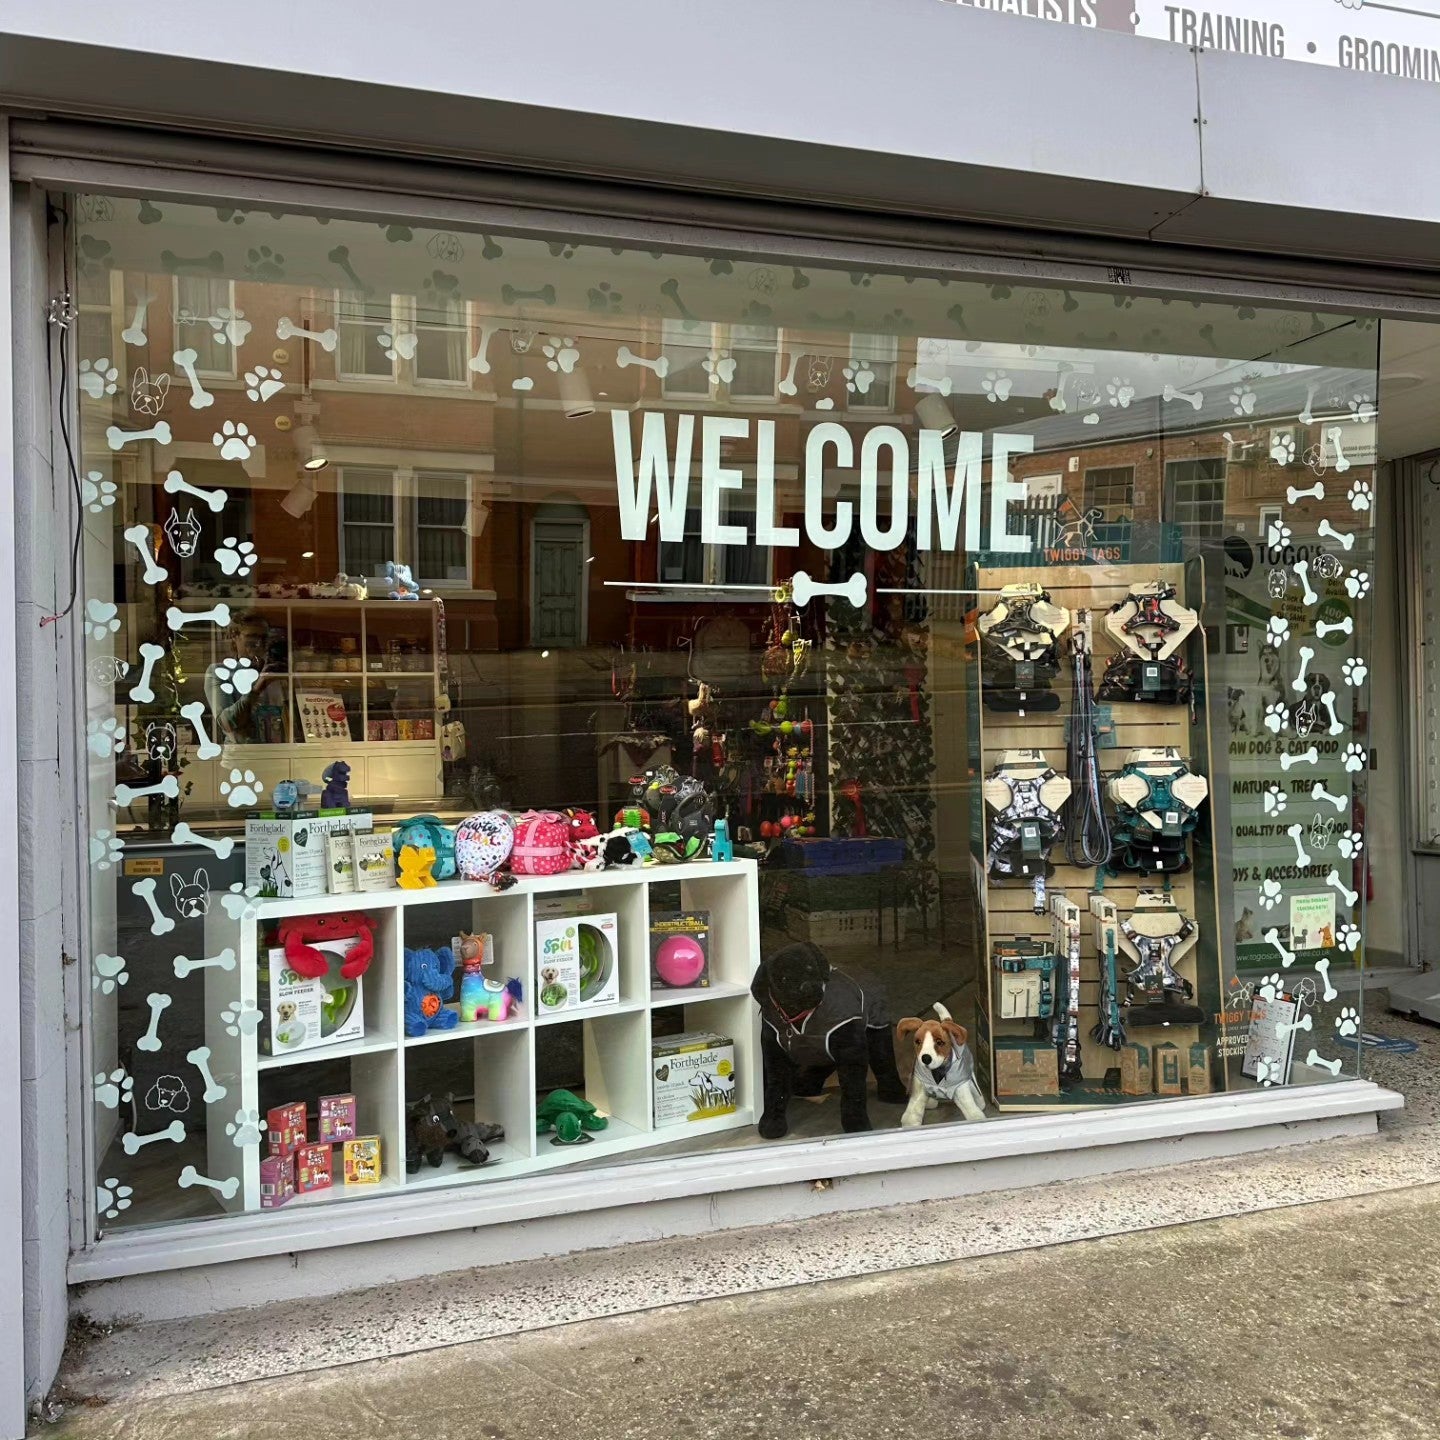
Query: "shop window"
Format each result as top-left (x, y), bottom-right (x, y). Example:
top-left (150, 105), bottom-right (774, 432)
top-left (173, 276), bottom-right (237, 378)
top-left (847, 332), bottom-right (898, 409)
top-left (340, 467), bottom-right (473, 586)
top-left (1083, 465), bottom-right (1135, 520)
top-left (1164, 456), bottom-right (1227, 543)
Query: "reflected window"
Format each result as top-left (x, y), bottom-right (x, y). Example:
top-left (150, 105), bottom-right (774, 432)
top-left (337, 291), bottom-right (398, 380)
top-left (1165, 456), bottom-right (1227, 542)
top-left (174, 277), bottom-right (236, 378)
top-left (847, 332), bottom-right (898, 410)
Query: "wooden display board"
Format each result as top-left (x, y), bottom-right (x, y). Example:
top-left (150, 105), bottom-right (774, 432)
top-left (201, 859), bottom-right (762, 1212)
top-left (975, 563), bottom-right (1225, 1111)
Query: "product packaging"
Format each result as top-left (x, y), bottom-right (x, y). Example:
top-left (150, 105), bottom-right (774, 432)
top-left (652, 1030), bottom-right (736, 1126)
top-left (1187, 1042), bottom-right (1213, 1096)
top-left (1152, 1041), bottom-right (1183, 1095)
top-left (325, 831), bottom-right (397, 894)
top-left (294, 1141), bottom-right (334, 1194)
top-left (246, 810), bottom-right (375, 898)
top-left (534, 913), bottom-right (619, 1015)
top-left (260, 941), bottom-right (366, 1058)
top-left (649, 910), bottom-right (712, 989)
top-left (318, 1093), bottom-right (358, 1144)
top-left (993, 1037), bottom-right (1059, 1096)
top-left (266, 1101), bottom-right (307, 1158)
top-left (1121, 1042), bottom-right (1153, 1096)
top-left (260, 1153), bottom-right (295, 1209)
top-left (343, 1136), bottom-right (382, 1184)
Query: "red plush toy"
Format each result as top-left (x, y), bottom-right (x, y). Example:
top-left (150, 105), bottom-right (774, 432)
top-left (277, 913), bottom-right (378, 980)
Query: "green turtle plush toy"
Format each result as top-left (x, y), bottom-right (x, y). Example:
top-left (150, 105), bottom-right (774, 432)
top-left (536, 1088), bottom-right (609, 1145)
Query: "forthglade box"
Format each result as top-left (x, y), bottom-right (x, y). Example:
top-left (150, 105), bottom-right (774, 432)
top-left (651, 1030), bottom-right (736, 1127)
top-left (325, 831), bottom-right (396, 894)
top-left (246, 810), bottom-right (375, 899)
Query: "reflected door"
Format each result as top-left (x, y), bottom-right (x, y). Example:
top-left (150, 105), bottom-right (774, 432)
top-left (532, 519), bottom-right (587, 648)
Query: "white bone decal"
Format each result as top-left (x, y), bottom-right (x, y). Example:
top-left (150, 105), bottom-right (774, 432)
top-left (177, 1165), bottom-right (239, 1200)
top-left (187, 1045), bottom-right (227, 1103)
top-left (1293, 559), bottom-right (1317, 606)
top-left (121, 1118), bottom-right (185, 1155)
top-left (178, 701), bottom-right (222, 761)
top-left (136, 992), bottom-right (171, 1052)
top-left (467, 321), bottom-right (501, 375)
top-left (1292, 646), bottom-right (1315, 693)
top-left (121, 293), bottom-right (154, 347)
top-left (106, 420), bottom-right (172, 451)
top-left (1162, 384), bottom-right (1203, 410)
top-left (128, 642), bottom-right (166, 704)
top-left (1263, 927), bottom-right (1296, 968)
top-left (1280, 746), bottom-right (1319, 771)
top-left (1286, 822), bottom-right (1311, 867)
top-left (1311, 782), bottom-right (1348, 812)
top-left (1328, 869), bottom-right (1359, 907)
top-left (167, 602), bottom-right (232, 632)
top-left (615, 344), bottom-right (671, 379)
top-left (1299, 383), bottom-right (1317, 426)
top-left (908, 366), bottom-right (954, 396)
top-left (1313, 956), bottom-right (1339, 1002)
top-left (1320, 691), bottom-right (1343, 737)
top-left (777, 351), bottom-right (803, 396)
top-left (171, 347), bottom-right (216, 409)
top-left (276, 315), bottom-right (339, 352)
top-left (1286, 482), bottom-right (1324, 505)
top-left (1277, 1013), bottom-right (1314, 1039)
top-left (1326, 425), bottom-right (1351, 474)
top-left (172, 947), bottom-right (236, 979)
top-left (164, 470), bottom-right (228, 513)
top-left (1306, 1049), bottom-right (1343, 1076)
top-left (123, 524), bottom-right (168, 585)
top-left (1318, 518), bottom-right (1356, 551)
top-left (114, 774), bottom-right (180, 808)
top-left (133, 877), bottom-right (176, 936)
top-left (792, 570), bottom-right (867, 608)
top-left (1315, 616), bottom-right (1354, 640)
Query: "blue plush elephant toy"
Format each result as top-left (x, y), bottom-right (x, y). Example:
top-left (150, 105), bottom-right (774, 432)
top-left (404, 946), bottom-right (460, 1037)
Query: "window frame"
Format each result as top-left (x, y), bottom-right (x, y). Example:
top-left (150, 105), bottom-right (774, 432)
top-left (845, 332), bottom-right (899, 411)
top-left (408, 295), bottom-right (473, 390)
top-left (1083, 464), bottom-right (1136, 521)
top-left (334, 289), bottom-right (401, 385)
top-left (656, 490), bottom-right (775, 588)
top-left (172, 276), bottom-right (239, 380)
top-left (337, 465), bottom-right (474, 589)
top-left (1163, 455), bottom-right (1229, 544)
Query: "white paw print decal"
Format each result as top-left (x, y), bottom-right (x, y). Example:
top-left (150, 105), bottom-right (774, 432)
top-left (208, 307), bottom-right (251, 348)
top-left (220, 999), bottom-right (263, 1037)
top-left (543, 336), bottom-right (580, 374)
top-left (1230, 384), bottom-right (1257, 416)
top-left (1347, 478), bottom-right (1373, 512)
top-left (84, 599), bottom-right (121, 642)
top-left (1256, 1056), bottom-right (1280, 1087)
top-left (1348, 392), bottom-right (1376, 424)
top-left (97, 1178), bottom-right (134, 1220)
top-left (1334, 1006), bottom-right (1360, 1037)
top-left (93, 1068), bottom-right (133, 1110)
top-left (980, 370), bottom-right (1012, 403)
top-left (243, 364), bottom-right (285, 402)
top-left (215, 538), bottom-right (257, 577)
top-left (1263, 701), bottom-right (1287, 735)
top-left (377, 328), bottom-right (418, 361)
top-left (215, 656), bottom-right (259, 697)
top-left (92, 952), bottom-right (129, 995)
top-left (1336, 922), bottom-right (1362, 953)
top-left (1343, 743), bottom-right (1367, 773)
top-left (703, 349), bottom-right (737, 386)
top-left (1270, 432), bottom-right (1296, 466)
top-left (81, 472), bottom-right (118, 513)
top-left (1259, 878), bottom-right (1283, 910)
top-left (1263, 783), bottom-right (1288, 816)
top-left (1267, 615), bottom-right (1290, 648)
top-left (220, 768), bottom-right (263, 807)
top-left (1105, 376), bottom-right (1135, 408)
top-left (219, 883), bottom-right (262, 920)
top-left (87, 716), bottom-right (126, 758)
top-left (1337, 828), bottom-right (1364, 859)
top-left (212, 420), bottom-right (257, 462)
top-left (1268, 520), bottom-right (1292, 547)
top-left (89, 829), bottom-right (124, 869)
top-left (840, 352), bottom-right (869, 391)
top-left (1342, 656), bottom-right (1368, 687)
top-left (1258, 972), bottom-right (1283, 1001)
top-left (79, 358), bottom-right (119, 399)
top-left (225, 1108), bottom-right (263, 1146)
top-left (1344, 570), bottom-right (1371, 599)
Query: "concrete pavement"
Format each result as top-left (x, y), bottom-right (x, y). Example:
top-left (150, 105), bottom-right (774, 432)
top-left (43, 1181), bottom-right (1440, 1440)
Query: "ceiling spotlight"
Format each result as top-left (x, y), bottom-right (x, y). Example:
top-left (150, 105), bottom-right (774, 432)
top-left (915, 393), bottom-right (959, 438)
top-left (558, 368), bottom-right (595, 420)
top-left (280, 470), bottom-right (317, 519)
top-left (292, 422), bottom-right (329, 471)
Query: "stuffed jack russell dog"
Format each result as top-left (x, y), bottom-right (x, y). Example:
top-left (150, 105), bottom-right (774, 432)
top-left (896, 1003), bottom-right (987, 1127)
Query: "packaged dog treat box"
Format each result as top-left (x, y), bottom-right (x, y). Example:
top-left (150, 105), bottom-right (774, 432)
top-left (652, 1030), bottom-right (736, 1127)
top-left (266, 1101), bottom-right (307, 1158)
top-left (325, 831), bottom-right (396, 895)
top-left (246, 809), bottom-right (375, 899)
top-left (259, 940), bottom-right (366, 1058)
top-left (343, 1136), bottom-right (383, 1185)
top-left (294, 1141), bottom-right (334, 1195)
top-left (319, 1093), bottom-right (358, 1144)
top-left (260, 1153), bottom-right (295, 1210)
top-left (534, 913), bottom-right (619, 1016)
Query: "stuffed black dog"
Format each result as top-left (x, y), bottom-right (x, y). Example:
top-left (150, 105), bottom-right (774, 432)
top-left (751, 941), bottom-right (907, 1138)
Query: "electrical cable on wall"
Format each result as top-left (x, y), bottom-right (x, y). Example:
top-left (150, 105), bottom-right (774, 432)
top-left (1064, 611), bottom-right (1112, 870)
top-left (41, 205), bottom-right (85, 629)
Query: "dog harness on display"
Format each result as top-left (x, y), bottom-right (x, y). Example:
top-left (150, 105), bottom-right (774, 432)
top-left (1110, 761), bottom-right (1203, 876)
top-left (1117, 585), bottom-right (1183, 659)
top-left (988, 769), bottom-right (1063, 910)
top-left (912, 1044), bottom-right (980, 1105)
top-left (1095, 652), bottom-right (1194, 706)
top-left (1120, 917), bottom-right (1206, 1026)
top-left (981, 592), bottom-right (1065, 712)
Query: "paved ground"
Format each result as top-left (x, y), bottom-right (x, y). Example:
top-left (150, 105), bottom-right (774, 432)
top-left (43, 1181), bottom-right (1440, 1440)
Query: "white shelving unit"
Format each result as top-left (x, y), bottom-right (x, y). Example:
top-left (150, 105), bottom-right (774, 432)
top-left (202, 859), bottom-right (762, 1213)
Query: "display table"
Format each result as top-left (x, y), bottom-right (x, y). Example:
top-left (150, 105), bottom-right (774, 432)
top-left (201, 859), bottom-right (761, 1212)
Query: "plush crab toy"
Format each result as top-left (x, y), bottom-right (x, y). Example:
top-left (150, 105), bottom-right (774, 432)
top-left (277, 912), bottom-right (378, 980)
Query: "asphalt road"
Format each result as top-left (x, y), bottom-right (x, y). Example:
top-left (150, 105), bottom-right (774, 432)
top-left (44, 1182), bottom-right (1440, 1440)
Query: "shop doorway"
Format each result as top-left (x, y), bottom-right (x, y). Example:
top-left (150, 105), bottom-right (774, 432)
top-left (531, 507), bottom-right (589, 649)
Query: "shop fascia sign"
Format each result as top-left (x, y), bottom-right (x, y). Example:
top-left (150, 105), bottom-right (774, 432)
top-left (612, 411), bottom-right (1034, 555)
